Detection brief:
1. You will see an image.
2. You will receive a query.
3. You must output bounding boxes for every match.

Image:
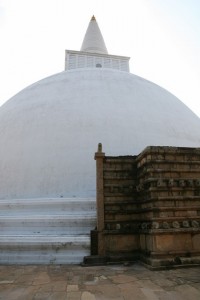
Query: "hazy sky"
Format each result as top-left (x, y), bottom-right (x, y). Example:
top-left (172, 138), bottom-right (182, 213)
top-left (0, 0), bottom-right (200, 116)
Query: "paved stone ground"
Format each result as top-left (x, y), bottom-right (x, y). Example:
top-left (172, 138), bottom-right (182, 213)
top-left (0, 263), bottom-right (199, 299)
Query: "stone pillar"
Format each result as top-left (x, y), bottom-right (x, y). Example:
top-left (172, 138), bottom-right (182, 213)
top-left (94, 143), bottom-right (105, 255)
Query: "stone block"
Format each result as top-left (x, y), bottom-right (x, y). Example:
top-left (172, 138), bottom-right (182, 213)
top-left (192, 233), bottom-right (200, 250)
top-left (154, 234), bottom-right (193, 252)
top-left (140, 235), bottom-right (146, 251)
top-left (105, 235), bottom-right (139, 253)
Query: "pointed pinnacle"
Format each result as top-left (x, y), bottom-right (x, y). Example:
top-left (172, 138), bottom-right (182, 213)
top-left (91, 15), bottom-right (96, 21)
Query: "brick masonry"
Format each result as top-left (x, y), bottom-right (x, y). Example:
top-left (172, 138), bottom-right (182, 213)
top-left (89, 144), bottom-right (200, 269)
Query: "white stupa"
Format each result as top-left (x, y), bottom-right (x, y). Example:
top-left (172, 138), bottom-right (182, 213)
top-left (0, 17), bottom-right (200, 264)
top-left (0, 16), bottom-right (200, 264)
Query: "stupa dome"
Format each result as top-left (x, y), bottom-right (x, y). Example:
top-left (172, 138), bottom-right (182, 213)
top-left (0, 68), bottom-right (200, 200)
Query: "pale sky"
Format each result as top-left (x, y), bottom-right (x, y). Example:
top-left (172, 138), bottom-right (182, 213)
top-left (0, 0), bottom-right (200, 116)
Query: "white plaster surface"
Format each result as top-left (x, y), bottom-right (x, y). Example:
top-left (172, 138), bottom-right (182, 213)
top-left (0, 68), bottom-right (200, 200)
top-left (0, 198), bottom-right (96, 264)
top-left (0, 198), bottom-right (96, 215)
top-left (65, 50), bottom-right (130, 72)
top-left (81, 16), bottom-right (108, 54)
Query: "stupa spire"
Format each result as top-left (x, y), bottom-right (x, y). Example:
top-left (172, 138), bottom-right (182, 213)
top-left (81, 15), bottom-right (108, 54)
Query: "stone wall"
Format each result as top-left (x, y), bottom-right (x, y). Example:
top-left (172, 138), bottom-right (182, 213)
top-left (89, 145), bottom-right (200, 269)
top-left (136, 146), bottom-right (200, 268)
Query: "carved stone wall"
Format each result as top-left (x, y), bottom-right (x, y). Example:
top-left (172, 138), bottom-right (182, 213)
top-left (91, 145), bottom-right (200, 269)
top-left (137, 146), bottom-right (200, 268)
top-left (103, 155), bottom-right (139, 258)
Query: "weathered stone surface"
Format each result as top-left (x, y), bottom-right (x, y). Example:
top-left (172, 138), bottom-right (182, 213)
top-left (0, 264), bottom-right (200, 299)
top-left (67, 285), bottom-right (79, 292)
top-left (109, 274), bottom-right (137, 284)
top-left (94, 146), bottom-right (200, 268)
top-left (81, 291), bottom-right (96, 300)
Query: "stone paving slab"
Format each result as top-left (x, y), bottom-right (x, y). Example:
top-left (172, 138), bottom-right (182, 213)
top-left (0, 264), bottom-right (199, 299)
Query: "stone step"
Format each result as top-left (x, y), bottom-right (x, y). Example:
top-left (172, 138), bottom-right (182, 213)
top-left (0, 214), bottom-right (96, 235)
top-left (0, 235), bottom-right (90, 264)
top-left (0, 198), bottom-right (96, 215)
top-left (0, 198), bottom-right (96, 264)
